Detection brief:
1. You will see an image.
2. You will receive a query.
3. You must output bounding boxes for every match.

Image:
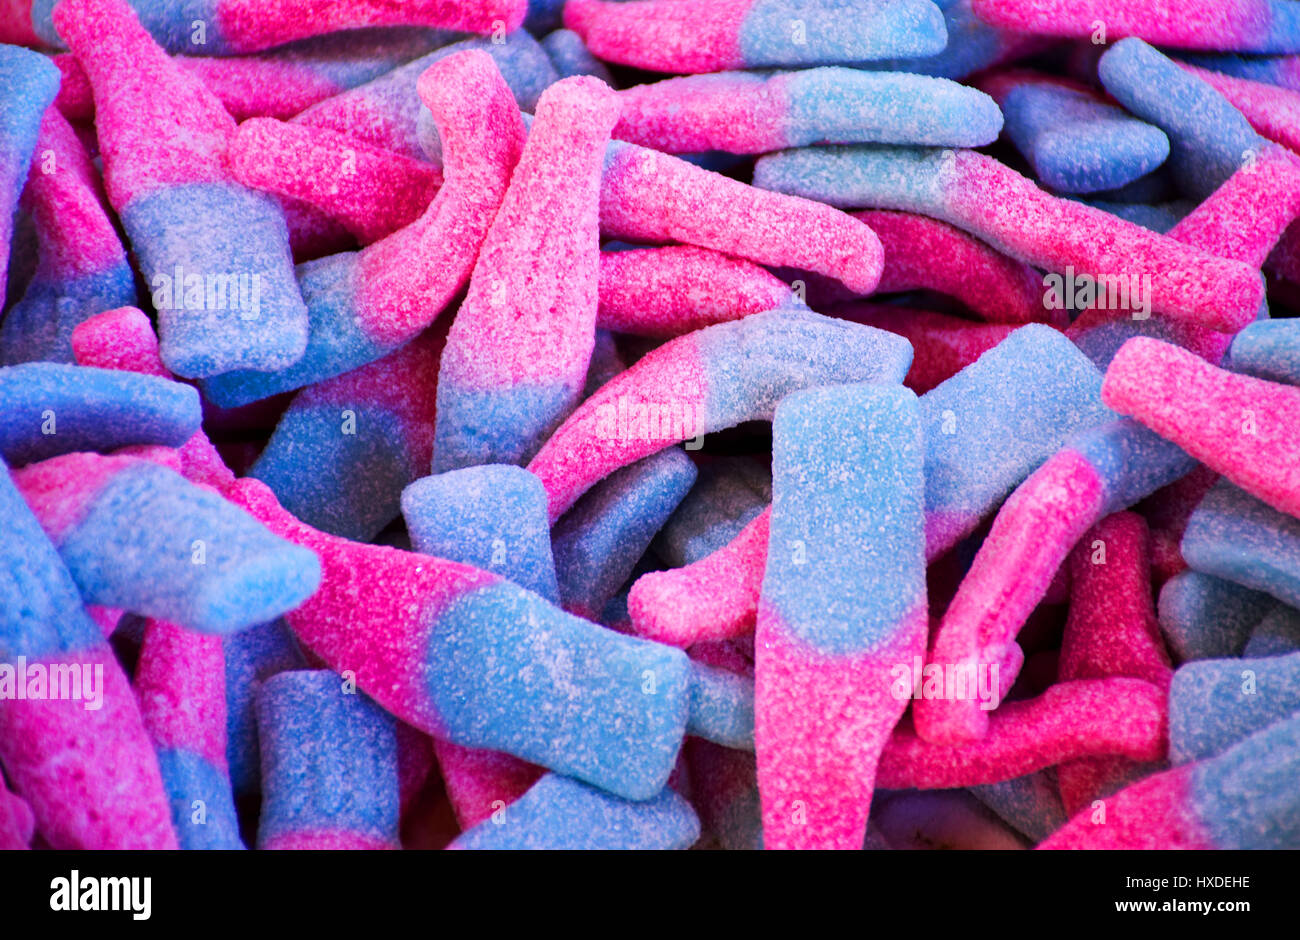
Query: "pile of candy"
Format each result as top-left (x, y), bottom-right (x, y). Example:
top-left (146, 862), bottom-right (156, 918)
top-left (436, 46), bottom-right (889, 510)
top-left (2, 0), bottom-right (1300, 851)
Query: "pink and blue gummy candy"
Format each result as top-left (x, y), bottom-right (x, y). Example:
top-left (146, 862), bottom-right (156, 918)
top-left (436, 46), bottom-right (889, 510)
top-left (255, 670), bottom-right (401, 850)
top-left (552, 447), bottom-right (697, 620)
top-left (1041, 711), bottom-right (1300, 850)
top-left (1170, 651), bottom-right (1300, 764)
top-left (0, 107), bottom-right (137, 365)
top-left (0, 456), bottom-right (177, 848)
top-left (528, 309), bottom-right (912, 524)
top-left (52, 0), bottom-right (310, 379)
top-left (12, 452), bottom-right (321, 634)
top-left (839, 304), bottom-right (1016, 394)
top-left (249, 327), bottom-right (443, 543)
top-left (434, 75), bottom-right (620, 471)
top-left (918, 324), bottom-right (1115, 560)
top-left (1174, 61), bottom-right (1300, 156)
top-left (222, 619), bottom-right (306, 796)
top-left (612, 68), bottom-right (1003, 154)
top-left (1055, 512), bottom-right (1172, 814)
top-left (19, 0), bottom-right (526, 55)
top-left (51, 28), bottom-right (464, 124)
top-left (202, 50), bottom-right (526, 409)
top-left (1229, 317), bottom-right (1300, 385)
top-left (973, 0), bottom-right (1300, 55)
top-left (982, 71), bottom-right (1170, 194)
top-left (756, 383), bottom-right (926, 850)
top-left (379, 112), bottom-right (887, 298)
top-left (1098, 38), bottom-right (1266, 199)
top-left (1182, 479), bottom-right (1300, 612)
top-left (398, 465), bottom-right (553, 822)
top-left (852, 209), bottom-right (1051, 326)
top-left (298, 30), bottom-right (556, 163)
top-left (0, 45), bottom-right (59, 305)
top-left (401, 465), bottom-right (559, 604)
top-left (563, 0), bottom-right (948, 73)
top-left (753, 144), bottom-right (1265, 332)
top-left (0, 362), bottom-right (201, 465)
top-left (1158, 571), bottom-right (1275, 662)
top-left (914, 417), bottom-right (1197, 745)
top-left (626, 324), bottom-right (1114, 649)
top-left (1245, 606), bottom-right (1300, 657)
top-left (449, 772), bottom-right (699, 850)
top-left (135, 619), bottom-right (244, 849)
top-left (234, 479), bottom-right (691, 801)
top-left (227, 118), bottom-right (444, 247)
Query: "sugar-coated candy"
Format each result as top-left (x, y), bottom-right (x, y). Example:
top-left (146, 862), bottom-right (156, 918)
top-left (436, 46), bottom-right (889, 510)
top-left (1169, 651), bottom-right (1300, 764)
top-left (202, 50), bottom-right (526, 408)
top-left (564, 0), bottom-right (947, 73)
top-left (1040, 711), bottom-right (1300, 850)
top-left (13, 452), bottom-right (322, 634)
top-left (222, 619), bottom-right (305, 796)
top-left (54, 0), bottom-right (312, 378)
top-left (1182, 479), bottom-right (1300, 610)
top-left (135, 619), bottom-right (244, 848)
top-left (551, 447), bottom-right (697, 620)
top-left (401, 464), bottom-right (559, 603)
top-left (24, 0), bottom-right (525, 55)
top-left (0, 362), bottom-right (201, 465)
top-left (250, 327), bottom-right (444, 542)
top-left (596, 246), bottom-right (800, 338)
top-left (973, 0), bottom-right (1300, 55)
top-left (756, 383), bottom-right (925, 850)
top-left (980, 70), bottom-right (1170, 194)
top-left (0, 45), bottom-right (60, 304)
top-left (612, 68), bottom-right (1002, 154)
top-left (754, 145), bottom-right (1265, 331)
top-left (256, 670), bottom-right (401, 849)
top-left (1158, 571), bottom-right (1275, 662)
top-left (434, 76), bottom-right (620, 470)
top-left (233, 478), bottom-right (690, 801)
top-left (10, 0), bottom-right (1300, 854)
top-left (449, 773), bottom-right (699, 850)
top-left (0, 458), bottom-right (176, 849)
top-left (0, 107), bottom-right (136, 365)
top-left (528, 309), bottom-right (911, 523)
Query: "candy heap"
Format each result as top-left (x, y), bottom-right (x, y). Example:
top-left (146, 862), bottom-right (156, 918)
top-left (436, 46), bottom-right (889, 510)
top-left (1, 0), bottom-right (1299, 851)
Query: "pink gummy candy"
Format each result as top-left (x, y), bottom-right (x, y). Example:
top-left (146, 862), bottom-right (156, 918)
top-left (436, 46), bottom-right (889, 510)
top-left (229, 119), bottom-right (443, 245)
top-left (353, 50), bottom-right (526, 348)
top-left (629, 507), bottom-right (769, 648)
top-left (855, 209), bottom-right (1055, 325)
top-left (1055, 513), bottom-right (1173, 815)
top-left (876, 678), bottom-right (1168, 789)
top-left (1103, 337), bottom-right (1300, 520)
top-left (597, 246), bottom-right (795, 338)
